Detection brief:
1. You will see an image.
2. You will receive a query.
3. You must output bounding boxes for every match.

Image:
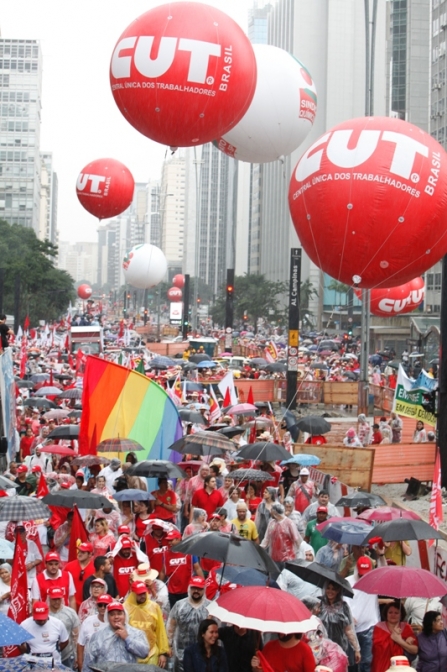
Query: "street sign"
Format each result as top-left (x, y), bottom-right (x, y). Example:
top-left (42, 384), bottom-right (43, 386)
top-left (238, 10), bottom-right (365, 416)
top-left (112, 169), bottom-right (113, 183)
top-left (289, 330), bottom-right (299, 347)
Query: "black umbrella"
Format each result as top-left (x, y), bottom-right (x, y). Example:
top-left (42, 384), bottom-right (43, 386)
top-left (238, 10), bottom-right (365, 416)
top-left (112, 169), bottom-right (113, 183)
top-left (151, 356), bottom-right (177, 368)
top-left (335, 491), bottom-right (387, 508)
top-left (42, 490), bottom-right (112, 509)
top-left (47, 425), bottom-right (80, 440)
top-left (184, 382), bottom-right (205, 392)
top-left (264, 362), bottom-right (287, 373)
top-left (250, 358), bottom-right (269, 367)
top-left (363, 519), bottom-right (444, 543)
top-left (296, 416), bottom-right (331, 435)
top-left (190, 354), bottom-right (212, 363)
top-left (57, 388), bottom-right (83, 399)
top-left (16, 380), bottom-right (34, 389)
top-left (68, 410), bottom-right (82, 419)
top-left (182, 362), bottom-right (198, 371)
top-left (205, 423), bottom-right (230, 432)
top-left (387, 361), bottom-right (400, 369)
top-left (218, 426), bottom-right (246, 438)
top-left (170, 432), bottom-right (236, 457)
top-left (127, 460), bottom-right (187, 479)
top-left (178, 409), bottom-right (206, 425)
top-left (229, 468), bottom-right (275, 482)
top-left (71, 455), bottom-right (111, 467)
top-left (0, 496), bottom-right (51, 522)
top-left (342, 371), bottom-right (357, 381)
top-left (174, 531), bottom-right (279, 573)
top-left (236, 442), bottom-right (291, 462)
top-left (280, 408), bottom-right (298, 430)
top-left (285, 559), bottom-right (354, 597)
top-left (254, 401), bottom-right (270, 409)
top-left (23, 397), bottom-right (57, 409)
top-left (310, 362), bottom-right (330, 370)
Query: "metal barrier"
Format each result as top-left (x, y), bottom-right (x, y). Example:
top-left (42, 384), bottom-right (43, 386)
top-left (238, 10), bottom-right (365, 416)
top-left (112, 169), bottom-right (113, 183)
top-left (370, 384), bottom-right (395, 412)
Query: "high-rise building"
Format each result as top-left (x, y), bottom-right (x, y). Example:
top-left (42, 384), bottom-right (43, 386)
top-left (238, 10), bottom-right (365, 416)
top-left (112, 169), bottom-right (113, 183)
top-left (247, 2), bottom-right (272, 275)
top-left (39, 152), bottom-right (58, 244)
top-left (58, 241), bottom-right (98, 285)
top-left (0, 39), bottom-right (43, 234)
top-left (145, 179), bottom-right (161, 247)
top-left (160, 154), bottom-right (186, 276)
top-left (256, 0), bottom-right (387, 325)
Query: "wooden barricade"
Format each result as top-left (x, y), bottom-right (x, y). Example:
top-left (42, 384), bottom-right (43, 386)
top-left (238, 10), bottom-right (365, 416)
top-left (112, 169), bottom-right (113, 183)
top-left (323, 382), bottom-right (358, 406)
top-left (292, 443), bottom-right (375, 490)
top-left (371, 442), bottom-right (436, 484)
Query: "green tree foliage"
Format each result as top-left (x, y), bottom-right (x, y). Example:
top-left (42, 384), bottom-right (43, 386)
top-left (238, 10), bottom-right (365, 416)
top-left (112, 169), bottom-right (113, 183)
top-left (211, 274), bottom-right (287, 332)
top-left (0, 219), bottom-right (74, 325)
top-left (300, 278), bottom-right (318, 312)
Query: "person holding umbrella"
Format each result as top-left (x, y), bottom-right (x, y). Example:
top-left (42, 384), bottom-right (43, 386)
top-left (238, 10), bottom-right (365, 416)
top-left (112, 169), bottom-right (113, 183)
top-left (251, 630), bottom-right (315, 672)
top-left (161, 529), bottom-right (204, 608)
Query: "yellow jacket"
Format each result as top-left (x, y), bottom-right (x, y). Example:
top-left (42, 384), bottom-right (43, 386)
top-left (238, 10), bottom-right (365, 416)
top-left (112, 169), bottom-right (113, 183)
top-left (124, 592), bottom-right (169, 665)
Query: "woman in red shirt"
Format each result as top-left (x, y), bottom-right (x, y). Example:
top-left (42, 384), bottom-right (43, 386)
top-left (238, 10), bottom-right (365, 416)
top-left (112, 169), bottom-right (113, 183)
top-left (134, 500), bottom-right (153, 540)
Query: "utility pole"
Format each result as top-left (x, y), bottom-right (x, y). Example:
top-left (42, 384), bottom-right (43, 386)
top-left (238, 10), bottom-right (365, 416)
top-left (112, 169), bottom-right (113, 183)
top-left (182, 274), bottom-right (190, 340)
top-left (286, 249), bottom-right (301, 409)
top-left (224, 269), bottom-right (235, 354)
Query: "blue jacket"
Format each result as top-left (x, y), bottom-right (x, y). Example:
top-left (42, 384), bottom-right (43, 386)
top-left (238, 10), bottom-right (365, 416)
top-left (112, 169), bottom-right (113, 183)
top-left (183, 642), bottom-right (228, 672)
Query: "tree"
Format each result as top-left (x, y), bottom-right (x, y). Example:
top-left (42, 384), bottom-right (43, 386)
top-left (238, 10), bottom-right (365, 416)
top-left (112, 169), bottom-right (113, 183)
top-left (300, 279), bottom-right (318, 313)
top-left (0, 219), bottom-right (74, 325)
top-left (210, 273), bottom-right (287, 333)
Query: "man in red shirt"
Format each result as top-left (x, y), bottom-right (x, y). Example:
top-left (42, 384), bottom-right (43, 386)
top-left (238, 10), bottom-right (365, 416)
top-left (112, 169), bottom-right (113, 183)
top-left (112, 538), bottom-right (140, 598)
top-left (64, 542), bottom-right (95, 610)
top-left (144, 522), bottom-right (169, 574)
top-left (160, 530), bottom-right (203, 608)
top-left (31, 551), bottom-right (77, 611)
top-left (251, 632), bottom-right (315, 672)
top-left (191, 475), bottom-right (224, 521)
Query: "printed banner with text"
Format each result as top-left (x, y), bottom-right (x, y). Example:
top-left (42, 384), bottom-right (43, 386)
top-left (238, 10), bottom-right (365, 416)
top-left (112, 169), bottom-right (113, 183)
top-left (392, 364), bottom-right (437, 425)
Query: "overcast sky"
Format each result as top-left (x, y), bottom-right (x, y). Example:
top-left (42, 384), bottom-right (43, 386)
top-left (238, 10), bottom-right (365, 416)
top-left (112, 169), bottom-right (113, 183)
top-left (1, 0), bottom-right (252, 243)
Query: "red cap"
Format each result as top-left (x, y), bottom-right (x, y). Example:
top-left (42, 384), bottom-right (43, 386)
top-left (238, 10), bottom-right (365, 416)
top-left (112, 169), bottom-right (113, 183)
top-left (60, 482), bottom-right (70, 489)
top-left (357, 556), bottom-right (373, 576)
top-left (91, 578), bottom-right (106, 587)
top-left (17, 465), bottom-right (27, 473)
top-left (45, 551), bottom-right (60, 563)
top-left (31, 465), bottom-right (42, 473)
top-left (131, 581), bottom-right (148, 595)
top-left (78, 542), bottom-right (93, 553)
top-left (317, 506), bottom-right (328, 513)
top-left (165, 529), bottom-right (182, 541)
top-left (120, 538), bottom-right (133, 549)
top-left (33, 601), bottom-right (49, 616)
top-left (107, 601), bottom-right (124, 612)
top-left (97, 594), bottom-right (114, 605)
top-left (48, 587), bottom-right (64, 599)
top-left (210, 513), bottom-right (221, 520)
top-left (189, 576), bottom-right (206, 589)
top-left (118, 525), bottom-right (131, 535)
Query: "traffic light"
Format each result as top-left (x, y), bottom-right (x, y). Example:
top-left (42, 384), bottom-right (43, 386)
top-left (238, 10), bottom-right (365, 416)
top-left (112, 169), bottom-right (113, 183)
top-left (422, 391), bottom-right (437, 415)
top-left (243, 312), bottom-right (248, 322)
top-left (226, 284), bottom-right (234, 300)
top-left (197, 296), bottom-right (201, 304)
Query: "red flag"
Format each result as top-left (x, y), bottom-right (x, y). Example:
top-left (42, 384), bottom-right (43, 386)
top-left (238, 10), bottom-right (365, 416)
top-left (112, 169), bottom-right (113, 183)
top-left (68, 354), bottom-right (75, 369)
top-left (249, 420), bottom-right (257, 444)
top-left (76, 349), bottom-right (87, 377)
top-left (49, 369), bottom-right (54, 387)
top-left (247, 386), bottom-right (254, 405)
top-left (23, 315), bottom-right (30, 331)
top-left (4, 530), bottom-right (29, 657)
top-left (68, 505), bottom-right (89, 562)
top-left (257, 651), bottom-right (275, 672)
top-left (118, 320), bottom-right (124, 339)
top-left (64, 333), bottom-right (69, 351)
top-left (223, 387), bottom-right (231, 408)
top-left (429, 448), bottom-right (443, 545)
top-left (36, 472), bottom-right (49, 498)
top-left (89, 423), bottom-right (98, 456)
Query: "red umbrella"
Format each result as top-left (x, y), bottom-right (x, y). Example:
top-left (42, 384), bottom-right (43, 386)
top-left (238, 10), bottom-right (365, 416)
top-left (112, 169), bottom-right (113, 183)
top-left (354, 566), bottom-right (447, 599)
top-left (358, 507), bottom-right (421, 523)
top-left (39, 445), bottom-right (75, 456)
top-left (207, 586), bottom-right (319, 634)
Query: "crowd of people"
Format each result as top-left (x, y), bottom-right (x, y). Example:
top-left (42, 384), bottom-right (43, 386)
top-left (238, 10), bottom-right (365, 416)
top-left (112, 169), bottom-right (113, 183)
top-left (0, 317), bottom-right (442, 672)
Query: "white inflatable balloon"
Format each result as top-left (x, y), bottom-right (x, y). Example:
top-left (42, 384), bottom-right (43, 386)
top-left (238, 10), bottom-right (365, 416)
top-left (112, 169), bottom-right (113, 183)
top-left (123, 244), bottom-right (167, 289)
top-left (216, 45), bottom-right (317, 163)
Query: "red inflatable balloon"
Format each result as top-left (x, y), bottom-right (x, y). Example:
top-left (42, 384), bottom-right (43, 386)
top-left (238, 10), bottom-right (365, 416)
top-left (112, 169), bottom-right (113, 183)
top-left (172, 274), bottom-right (185, 289)
top-left (167, 286), bottom-right (183, 301)
top-left (354, 277), bottom-right (425, 317)
top-left (109, 3), bottom-right (257, 147)
top-left (289, 117), bottom-right (447, 288)
top-left (77, 284), bottom-right (92, 300)
top-left (76, 158), bottom-right (134, 219)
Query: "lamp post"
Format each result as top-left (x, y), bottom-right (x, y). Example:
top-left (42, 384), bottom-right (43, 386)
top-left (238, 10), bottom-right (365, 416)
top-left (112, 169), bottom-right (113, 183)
top-left (192, 148), bottom-right (204, 334)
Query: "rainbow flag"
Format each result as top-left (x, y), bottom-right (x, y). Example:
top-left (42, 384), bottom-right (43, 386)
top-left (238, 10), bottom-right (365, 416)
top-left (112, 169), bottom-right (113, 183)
top-left (79, 356), bottom-right (183, 459)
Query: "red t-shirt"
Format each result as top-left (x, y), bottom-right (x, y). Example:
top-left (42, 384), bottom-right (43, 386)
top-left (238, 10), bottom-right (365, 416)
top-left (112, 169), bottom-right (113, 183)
top-left (144, 533), bottom-right (169, 573)
top-left (36, 571), bottom-right (71, 605)
top-left (191, 488), bottom-right (224, 520)
top-left (20, 435), bottom-right (35, 459)
top-left (113, 554), bottom-right (138, 597)
top-left (134, 515), bottom-right (150, 540)
top-left (64, 559), bottom-right (95, 608)
top-left (150, 490), bottom-right (178, 521)
top-left (261, 639), bottom-right (315, 672)
top-left (163, 549), bottom-right (193, 594)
